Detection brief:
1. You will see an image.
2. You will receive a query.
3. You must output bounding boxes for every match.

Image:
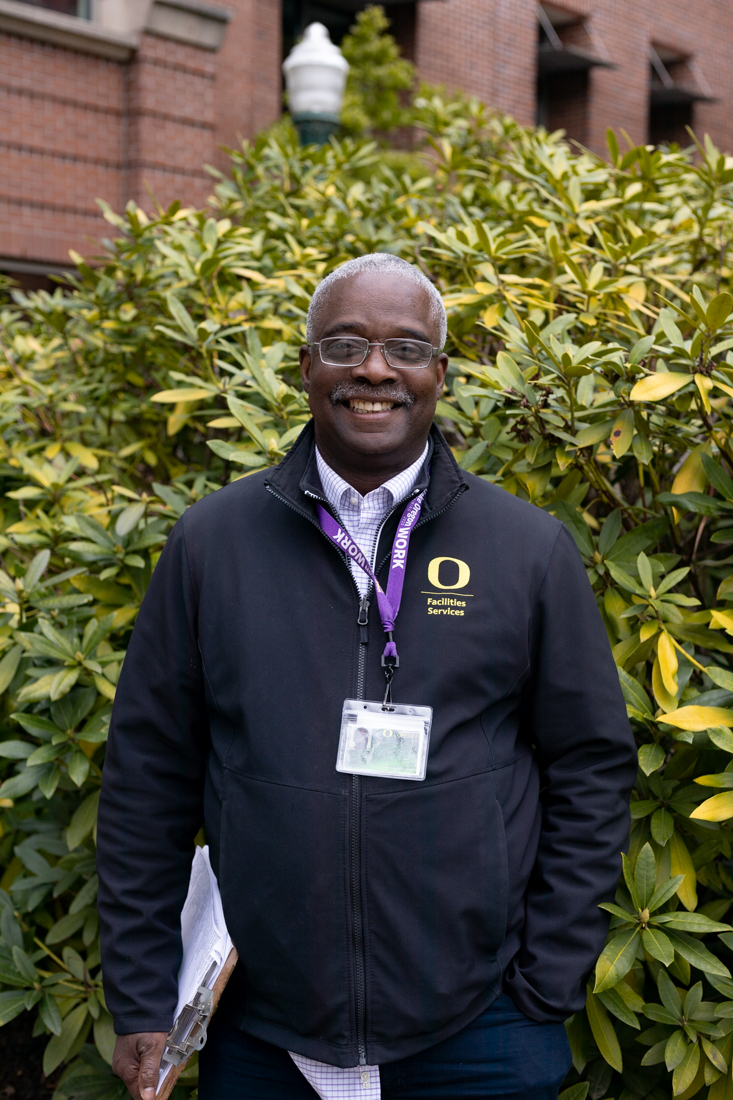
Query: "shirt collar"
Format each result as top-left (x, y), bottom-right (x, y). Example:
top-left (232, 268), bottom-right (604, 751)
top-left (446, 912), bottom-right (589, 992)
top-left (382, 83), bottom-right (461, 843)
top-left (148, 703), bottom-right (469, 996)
top-left (315, 442), bottom-right (429, 518)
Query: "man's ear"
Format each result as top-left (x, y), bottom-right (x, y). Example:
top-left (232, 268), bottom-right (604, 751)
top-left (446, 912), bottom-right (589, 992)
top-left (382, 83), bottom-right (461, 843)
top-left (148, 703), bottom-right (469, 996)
top-left (300, 345), bottom-right (312, 393)
top-left (436, 353), bottom-right (449, 394)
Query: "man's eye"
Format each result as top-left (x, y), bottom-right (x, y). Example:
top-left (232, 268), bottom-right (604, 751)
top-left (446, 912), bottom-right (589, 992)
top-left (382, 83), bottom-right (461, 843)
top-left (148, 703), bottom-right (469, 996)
top-left (391, 343), bottom-right (422, 361)
top-left (328, 340), bottom-right (362, 357)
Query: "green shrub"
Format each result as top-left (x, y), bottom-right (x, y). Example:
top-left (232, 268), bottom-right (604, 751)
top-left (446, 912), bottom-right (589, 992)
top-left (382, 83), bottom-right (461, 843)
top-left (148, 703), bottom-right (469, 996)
top-left (4, 104), bottom-right (733, 1100)
top-left (339, 5), bottom-right (415, 136)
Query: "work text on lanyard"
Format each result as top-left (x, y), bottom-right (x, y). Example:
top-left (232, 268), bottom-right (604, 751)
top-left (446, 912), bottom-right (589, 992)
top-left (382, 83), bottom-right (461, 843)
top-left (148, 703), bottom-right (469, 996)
top-left (317, 490), bottom-right (426, 703)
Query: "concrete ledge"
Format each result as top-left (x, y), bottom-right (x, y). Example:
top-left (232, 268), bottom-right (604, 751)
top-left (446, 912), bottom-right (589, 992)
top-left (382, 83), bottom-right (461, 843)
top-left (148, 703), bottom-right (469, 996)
top-left (0, 257), bottom-right (74, 275)
top-left (0, 0), bottom-right (137, 58)
top-left (145, 0), bottom-right (229, 50)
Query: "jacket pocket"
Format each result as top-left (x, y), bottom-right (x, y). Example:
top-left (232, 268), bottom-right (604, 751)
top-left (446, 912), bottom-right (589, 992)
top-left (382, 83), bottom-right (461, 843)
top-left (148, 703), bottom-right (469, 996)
top-left (218, 769), bottom-right (352, 1045)
top-left (364, 770), bottom-right (507, 1044)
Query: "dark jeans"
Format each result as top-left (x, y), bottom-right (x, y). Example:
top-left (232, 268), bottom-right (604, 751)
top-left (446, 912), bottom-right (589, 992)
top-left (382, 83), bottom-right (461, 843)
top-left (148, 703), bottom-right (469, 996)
top-left (198, 993), bottom-right (572, 1099)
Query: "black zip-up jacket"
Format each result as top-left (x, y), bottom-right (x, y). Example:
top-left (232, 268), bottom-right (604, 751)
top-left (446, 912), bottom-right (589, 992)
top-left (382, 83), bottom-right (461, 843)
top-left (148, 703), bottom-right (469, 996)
top-left (97, 421), bottom-right (637, 1067)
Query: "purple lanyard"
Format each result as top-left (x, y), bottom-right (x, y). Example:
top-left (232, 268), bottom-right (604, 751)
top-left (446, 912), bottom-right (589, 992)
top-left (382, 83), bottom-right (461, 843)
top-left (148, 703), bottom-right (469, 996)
top-left (317, 490), bottom-right (426, 672)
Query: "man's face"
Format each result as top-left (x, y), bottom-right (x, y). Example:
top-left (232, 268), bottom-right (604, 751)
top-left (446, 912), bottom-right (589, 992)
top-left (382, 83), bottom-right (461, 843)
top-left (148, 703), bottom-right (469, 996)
top-left (300, 272), bottom-right (448, 464)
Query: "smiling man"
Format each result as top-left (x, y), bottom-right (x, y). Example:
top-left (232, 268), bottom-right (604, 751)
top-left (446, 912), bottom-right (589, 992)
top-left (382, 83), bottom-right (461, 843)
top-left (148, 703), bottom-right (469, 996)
top-left (98, 253), bottom-right (637, 1100)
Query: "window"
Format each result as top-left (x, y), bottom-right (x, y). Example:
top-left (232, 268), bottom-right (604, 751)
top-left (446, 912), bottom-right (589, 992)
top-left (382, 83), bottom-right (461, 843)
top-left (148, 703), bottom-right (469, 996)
top-left (283, 0), bottom-right (416, 63)
top-left (16, 0), bottom-right (90, 17)
top-left (648, 46), bottom-right (714, 147)
top-left (536, 3), bottom-right (613, 146)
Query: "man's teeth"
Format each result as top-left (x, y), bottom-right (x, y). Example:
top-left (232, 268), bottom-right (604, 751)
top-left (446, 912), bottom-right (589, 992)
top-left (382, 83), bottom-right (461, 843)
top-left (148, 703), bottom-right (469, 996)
top-left (348, 399), bottom-right (396, 412)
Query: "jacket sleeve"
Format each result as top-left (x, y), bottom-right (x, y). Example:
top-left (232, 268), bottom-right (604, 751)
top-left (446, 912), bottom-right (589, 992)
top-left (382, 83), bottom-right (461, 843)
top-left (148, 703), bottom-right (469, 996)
top-left (504, 523), bottom-right (638, 1022)
top-left (97, 519), bottom-right (209, 1035)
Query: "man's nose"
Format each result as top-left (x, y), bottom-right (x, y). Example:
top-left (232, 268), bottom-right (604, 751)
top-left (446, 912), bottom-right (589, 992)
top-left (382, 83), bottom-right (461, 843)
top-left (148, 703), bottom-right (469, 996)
top-left (352, 344), bottom-right (398, 384)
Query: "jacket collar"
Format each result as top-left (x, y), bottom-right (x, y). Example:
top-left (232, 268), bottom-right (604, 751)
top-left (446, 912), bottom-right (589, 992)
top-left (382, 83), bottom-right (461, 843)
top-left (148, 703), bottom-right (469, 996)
top-left (265, 419), bottom-right (469, 520)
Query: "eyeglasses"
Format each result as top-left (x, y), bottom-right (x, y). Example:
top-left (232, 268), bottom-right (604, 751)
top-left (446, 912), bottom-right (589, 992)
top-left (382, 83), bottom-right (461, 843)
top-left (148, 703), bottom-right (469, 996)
top-left (311, 336), bottom-right (439, 370)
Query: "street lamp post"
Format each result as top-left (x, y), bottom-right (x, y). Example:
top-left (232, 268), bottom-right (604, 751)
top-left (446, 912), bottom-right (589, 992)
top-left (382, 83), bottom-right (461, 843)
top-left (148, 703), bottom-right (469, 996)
top-left (282, 22), bottom-right (349, 146)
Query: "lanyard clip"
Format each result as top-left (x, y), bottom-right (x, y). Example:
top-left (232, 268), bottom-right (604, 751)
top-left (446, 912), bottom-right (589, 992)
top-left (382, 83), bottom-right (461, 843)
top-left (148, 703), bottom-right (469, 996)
top-left (382, 631), bottom-right (397, 709)
top-left (382, 664), bottom-right (395, 710)
top-left (381, 631), bottom-right (399, 668)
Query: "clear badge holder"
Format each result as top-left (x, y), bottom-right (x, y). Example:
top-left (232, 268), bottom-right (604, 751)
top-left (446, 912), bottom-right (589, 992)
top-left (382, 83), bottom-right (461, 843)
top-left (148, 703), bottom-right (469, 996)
top-left (336, 699), bottom-right (433, 781)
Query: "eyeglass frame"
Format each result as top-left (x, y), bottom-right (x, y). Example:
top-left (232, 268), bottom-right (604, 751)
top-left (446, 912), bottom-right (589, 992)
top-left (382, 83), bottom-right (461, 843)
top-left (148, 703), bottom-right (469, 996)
top-left (309, 337), bottom-right (441, 370)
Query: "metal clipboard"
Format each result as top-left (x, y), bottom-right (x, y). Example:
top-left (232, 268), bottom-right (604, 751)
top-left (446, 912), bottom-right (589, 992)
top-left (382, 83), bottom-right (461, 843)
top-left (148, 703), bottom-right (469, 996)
top-left (155, 947), bottom-right (238, 1099)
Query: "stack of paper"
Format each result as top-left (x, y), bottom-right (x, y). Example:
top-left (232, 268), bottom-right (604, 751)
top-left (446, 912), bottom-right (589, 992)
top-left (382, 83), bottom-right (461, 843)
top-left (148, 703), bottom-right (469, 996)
top-left (157, 845), bottom-right (232, 1091)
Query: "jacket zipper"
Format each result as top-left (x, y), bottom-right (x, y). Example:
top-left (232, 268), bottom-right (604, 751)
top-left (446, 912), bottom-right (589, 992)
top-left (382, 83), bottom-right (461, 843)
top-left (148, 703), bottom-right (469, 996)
top-left (354, 595), bottom-right (370, 1064)
top-left (266, 477), bottom-right (466, 1066)
top-left (267, 482), bottom-right (379, 1063)
top-left (350, 504), bottom-right (399, 1066)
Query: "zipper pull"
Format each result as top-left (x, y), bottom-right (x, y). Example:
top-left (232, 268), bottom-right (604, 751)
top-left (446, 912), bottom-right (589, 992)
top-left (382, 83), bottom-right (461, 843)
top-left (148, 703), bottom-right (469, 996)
top-left (357, 596), bottom-right (370, 643)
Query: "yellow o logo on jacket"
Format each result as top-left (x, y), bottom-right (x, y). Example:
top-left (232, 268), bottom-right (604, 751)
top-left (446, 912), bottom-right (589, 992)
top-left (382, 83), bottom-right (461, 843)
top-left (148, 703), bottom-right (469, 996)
top-left (427, 557), bottom-right (471, 590)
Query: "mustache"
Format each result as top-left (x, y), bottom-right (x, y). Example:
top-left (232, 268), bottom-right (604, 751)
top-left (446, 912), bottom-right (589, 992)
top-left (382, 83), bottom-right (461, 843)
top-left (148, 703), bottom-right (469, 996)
top-left (329, 381), bottom-right (416, 407)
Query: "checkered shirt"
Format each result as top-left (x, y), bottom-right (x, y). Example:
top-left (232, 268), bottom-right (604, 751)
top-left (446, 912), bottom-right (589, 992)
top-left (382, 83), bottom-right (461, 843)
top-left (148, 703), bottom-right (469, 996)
top-left (286, 444), bottom-right (428, 1100)
top-left (289, 1052), bottom-right (381, 1099)
top-left (314, 443), bottom-right (429, 597)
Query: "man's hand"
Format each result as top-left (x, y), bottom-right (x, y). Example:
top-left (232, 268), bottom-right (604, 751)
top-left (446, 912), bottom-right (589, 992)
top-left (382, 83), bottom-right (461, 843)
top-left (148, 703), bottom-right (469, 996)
top-left (112, 1032), bottom-right (167, 1100)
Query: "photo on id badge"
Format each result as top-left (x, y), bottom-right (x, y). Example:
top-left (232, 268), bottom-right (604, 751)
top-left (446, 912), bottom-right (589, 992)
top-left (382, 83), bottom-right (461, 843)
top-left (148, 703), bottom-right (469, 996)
top-left (336, 701), bottom-right (432, 780)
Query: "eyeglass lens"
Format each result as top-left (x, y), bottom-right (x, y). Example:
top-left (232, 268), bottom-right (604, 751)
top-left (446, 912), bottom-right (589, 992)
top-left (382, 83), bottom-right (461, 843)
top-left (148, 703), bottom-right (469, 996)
top-left (318, 337), bottom-right (433, 369)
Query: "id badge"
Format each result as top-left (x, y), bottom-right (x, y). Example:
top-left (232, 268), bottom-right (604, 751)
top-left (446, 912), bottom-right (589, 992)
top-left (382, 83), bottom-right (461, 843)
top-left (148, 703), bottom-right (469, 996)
top-left (336, 699), bottom-right (433, 781)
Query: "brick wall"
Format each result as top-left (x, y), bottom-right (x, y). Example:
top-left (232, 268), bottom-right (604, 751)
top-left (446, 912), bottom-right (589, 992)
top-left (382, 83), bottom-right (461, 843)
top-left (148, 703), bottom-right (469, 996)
top-left (3, 0), bottom-right (733, 269)
top-left (0, 34), bottom-right (124, 264)
top-left (588, 0), bottom-right (733, 158)
top-left (0, 0), bottom-right (281, 267)
top-left (126, 34), bottom-right (217, 211)
top-left (212, 0), bottom-right (280, 174)
top-left (415, 0), bottom-right (536, 127)
top-left (413, 0), bottom-right (733, 158)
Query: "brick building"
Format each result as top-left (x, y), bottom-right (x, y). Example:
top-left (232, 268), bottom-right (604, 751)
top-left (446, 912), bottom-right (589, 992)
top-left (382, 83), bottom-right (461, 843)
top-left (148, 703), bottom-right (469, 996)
top-left (1, 0), bottom-right (731, 278)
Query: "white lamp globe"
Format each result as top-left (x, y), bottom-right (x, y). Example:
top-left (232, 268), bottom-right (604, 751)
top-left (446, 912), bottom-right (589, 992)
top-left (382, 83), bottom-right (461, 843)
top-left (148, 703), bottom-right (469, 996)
top-left (283, 22), bottom-right (349, 129)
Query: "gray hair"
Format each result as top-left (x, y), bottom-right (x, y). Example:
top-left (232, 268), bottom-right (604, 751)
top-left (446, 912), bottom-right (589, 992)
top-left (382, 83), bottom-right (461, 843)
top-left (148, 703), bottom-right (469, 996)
top-left (306, 253), bottom-right (447, 349)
